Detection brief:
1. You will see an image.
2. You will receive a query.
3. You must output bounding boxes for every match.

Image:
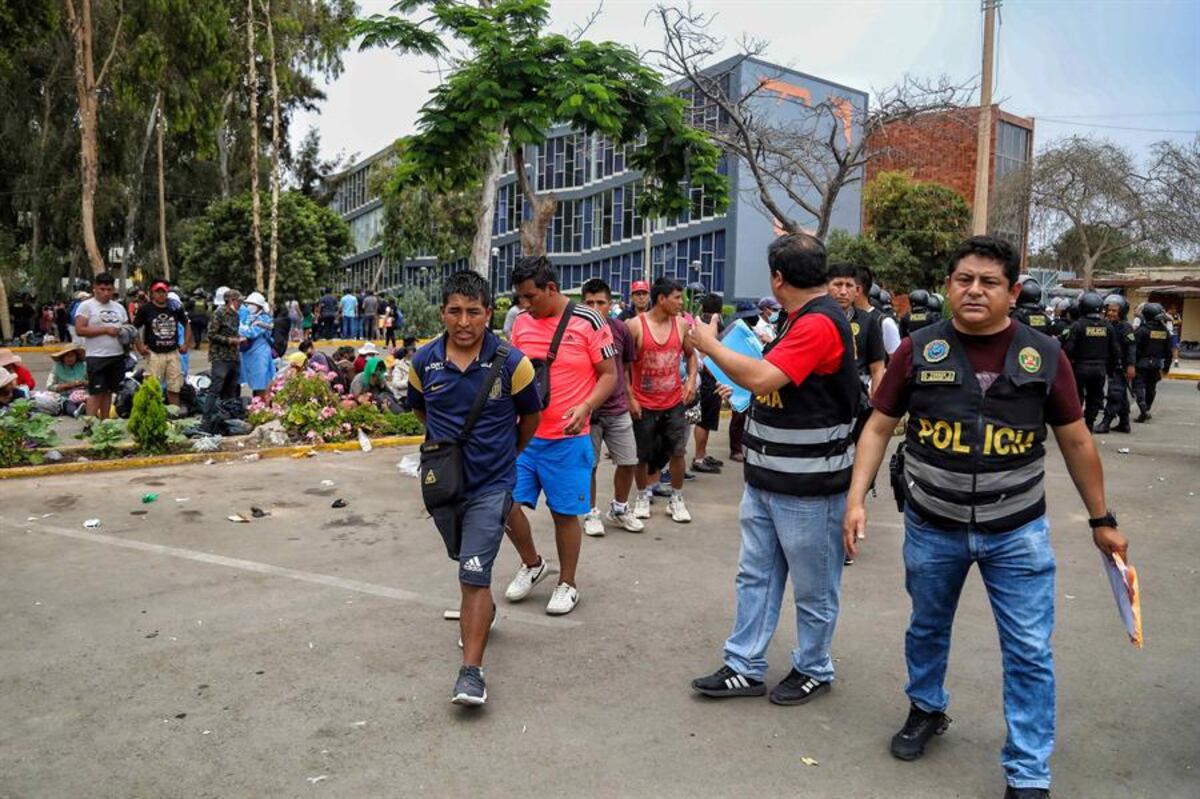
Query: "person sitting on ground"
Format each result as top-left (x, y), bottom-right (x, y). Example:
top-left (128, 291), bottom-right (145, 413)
top-left (330, 346), bottom-right (357, 392)
top-left (353, 341), bottom-right (379, 374)
top-left (48, 343), bottom-right (88, 416)
top-left (0, 349), bottom-right (36, 391)
top-left (349, 356), bottom-right (404, 414)
top-left (0, 366), bottom-right (27, 411)
top-left (298, 340), bottom-right (335, 374)
top-left (388, 343), bottom-right (414, 402)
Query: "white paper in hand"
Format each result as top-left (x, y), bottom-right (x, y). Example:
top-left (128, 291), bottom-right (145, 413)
top-left (1102, 552), bottom-right (1143, 648)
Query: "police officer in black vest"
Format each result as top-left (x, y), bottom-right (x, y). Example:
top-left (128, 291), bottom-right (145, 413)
top-left (1133, 302), bottom-right (1171, 422)
top-left (843, 235), bottom-right (1128, 799)
top-left (1094, 294), bottom-right (1136, 433)
top-left (1064, 291), bottom-right (1120, 431)
top-left (688, 232), bottom-right (860, 706)
top-left (1011, 278), bottom-right (1051, 335)
top-left (900, 289), bottom-right (935, 337)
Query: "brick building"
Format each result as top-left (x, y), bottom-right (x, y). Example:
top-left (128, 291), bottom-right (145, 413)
top-left (865, 105), bottom-right (1035, 259)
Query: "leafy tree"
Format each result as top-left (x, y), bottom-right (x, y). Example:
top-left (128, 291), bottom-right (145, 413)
top-left (179, 190), bottom-right (352, 302)
top-left (354, 0), bottom-right (728, 257)
top-left (864, 171), bottom-right (970, 290)
top-left (824, 229), bottom-right (921, 293)
top-left (393, 285), bottom-right (444, 339)
top-left (290, 127), bottom-right (347, 204)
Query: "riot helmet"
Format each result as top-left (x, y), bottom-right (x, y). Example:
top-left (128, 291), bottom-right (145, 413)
top-left (1078, 291), bottom-right (1105, 316)
top-left (1018, 279), bottom-right (1043, 308)
top-left (908, 289), bottom-right (930, 310)
top-left (1103, 293), bottom-right (1129, 319)
top-left (1140, 302), bottom-right (1166, 323)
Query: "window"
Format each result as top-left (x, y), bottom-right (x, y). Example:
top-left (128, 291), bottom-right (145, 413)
top-left (995, 121), bottom-right (1031, 179)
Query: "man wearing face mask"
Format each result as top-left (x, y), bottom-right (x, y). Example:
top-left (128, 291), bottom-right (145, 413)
top-left (752, 296), bottom-right (781, 344)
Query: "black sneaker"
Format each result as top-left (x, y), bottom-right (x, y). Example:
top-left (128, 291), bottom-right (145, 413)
top-left (844, 556), bottom-right (855, 566)
top-left (1004, 788), bottom-right (1050, 799)
top-left (1135, 411), bottom-right (1152, 423)
top-left (890, 703), bottom-right (951, 760)
top-left (768, 669), bottom-right (830, 705)
top-left (691, 665), bottom-right (766, 698)
top-left (703, 456), bottom-right (725, 468)
top-left (451, 665), bottom-right (487, 706)
top-left (691, 459), bottom-right (721, 474)
top-left (1113, 418), bottom-right (1132, 433)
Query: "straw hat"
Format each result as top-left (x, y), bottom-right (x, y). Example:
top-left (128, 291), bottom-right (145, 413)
top-left (0, 367), bottom-right (15, 390)
top-left (357, 341), bottom-right (379, 356)
top-left (50, 343), bottom-right (86, 361)
top-left (0, 349), bottom-right (22, 368)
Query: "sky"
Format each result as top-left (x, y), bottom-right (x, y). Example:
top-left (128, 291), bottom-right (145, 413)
top-left (292, 0), bottom-right (1200, 166)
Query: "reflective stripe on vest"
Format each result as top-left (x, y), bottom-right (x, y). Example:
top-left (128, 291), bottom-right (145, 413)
top-left (904, 465), bottom-right (1045, 524)
top-left (747, 445), bottom-right (856, 475)
top-left (746, 417), bottom-right (852, 445)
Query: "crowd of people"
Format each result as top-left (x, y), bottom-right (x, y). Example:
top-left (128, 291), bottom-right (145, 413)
top-left (414, 234), bottom-right (1140, 799)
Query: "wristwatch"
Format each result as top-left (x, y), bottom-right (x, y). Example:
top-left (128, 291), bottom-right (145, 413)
top-left (1088, 511), bottom-right (1118, 529)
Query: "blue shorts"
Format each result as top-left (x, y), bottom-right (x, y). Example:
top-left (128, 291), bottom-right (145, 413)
top-left (514, 435), bottom-right (594, 516)
top-left (430, 489), bottom-right (512, 588)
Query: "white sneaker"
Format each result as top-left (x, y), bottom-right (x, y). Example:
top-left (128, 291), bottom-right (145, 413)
top-left (669, 494), bottom-right (692, 524)
top-left (583, 508), bottom-right (605, 537)
top-left (633, 495), bottom-right (651, 519)
top-left (546, 582), bottom-right (579, 616)
top-left (606, 506), bottom-right (645, 533)
top-left (504, 558), bottom-right (549, 602)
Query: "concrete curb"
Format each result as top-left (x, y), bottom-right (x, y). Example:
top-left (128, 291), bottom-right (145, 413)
top-left (1164, 371), bottom-right (1199, 381)
top-left (0, 434), bottom-right (424, 481)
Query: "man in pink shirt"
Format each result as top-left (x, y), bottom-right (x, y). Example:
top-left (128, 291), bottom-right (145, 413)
top-left (504, 256), bottom-right (617, 616)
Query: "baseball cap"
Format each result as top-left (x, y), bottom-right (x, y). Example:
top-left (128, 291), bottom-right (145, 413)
top-left (151, 281), bottom-right (169, 292)
top-left (631, 280), bottom-right (649, 293)
top-left (757, 296), bottom-right (782, 311)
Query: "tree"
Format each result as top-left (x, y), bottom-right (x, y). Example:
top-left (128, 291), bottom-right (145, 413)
top-left (825, 229), bottom-right (921, 293)
top-left (1029, 136), bottom-right (1164, 289)
top-left (649, 4), bottom-right (971, 239)
top-left (290, 127), bottom-right (347, 204)
top-left (261, 0), bottom-right (283, 307)
top-left (354, 0), bottom-right (728, 260)
top-left (864, 171), bottom-right (971, 290)
top-left (179, 190), bottom-right (352, 302)
top-left (245, 0), bottom-right (264, 293)
top-left (63, 0), bottom-right (127, 276)
top-left (1149, 135), bottom-right (1200, 258)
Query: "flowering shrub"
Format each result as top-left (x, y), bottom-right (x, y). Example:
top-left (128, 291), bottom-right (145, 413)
top-left (247, 366), bottom-right (423, 444)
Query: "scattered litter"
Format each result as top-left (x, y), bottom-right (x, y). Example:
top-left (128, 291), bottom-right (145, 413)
top-left (1065, 594), bottom-right (1076, 600)
top-left (202, 730), bottom-right (211, 735)
top-left (83, 518), bottom-right (101, 529)
top-left (291, 449), bottom-right (318, 459)
top-left (800, 756), bottom-right (819, 767)
top-left (146, 631), bottom-right (159, 638)
top-left (306, 776), bottom-right (328, 785)
top-left (175, 497), bottom-right (190, 503)
top-left (1157, 476), bottom-right (1165, 482)
top-left (357, 429), bottom-right (373, 452)
top-left (174, 712), bottom-right (185, 718)
top-left (308, 642), bottom-right (315, 649)
top-left (26, 516), bottom-right (37, 522)
top-left (193, 436), bottom-right (222, 453)
top-left (522, 725), bottom-right (527, 734)
top-left (331, 498), bottom-right (347, 509)
top-left (142, 493), bottom-right (159, 504)
top-left (41, 513), bottom-right (52, 518)
top-left (1117, 448), bottom-right (1130, 454)
top-left (397, 453), bottom-right (420, 478)
top-left (320, 479), bottom-right (335, 487)
top-left (227, 514), bottom-right (250, 523)
top-left (242, 453), bottom-right (260, 463)
top-left (443, 610), bottom-right (461, 621)
top-left (45, 450), bottom-right (63, 462)
top-left (352, 721), bottom-right (367, 727)
top-left (76, 456), bottom-right (89, 462)
top-left (251, 507), bottom-right (270, 518)
top-left (204, 458), bottom-right (215, 465)
top-left (236, 441), bottom-right (245, 449)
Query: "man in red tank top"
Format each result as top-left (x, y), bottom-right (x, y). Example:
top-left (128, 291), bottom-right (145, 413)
top-left (628, 277), bottom-right (697, 524)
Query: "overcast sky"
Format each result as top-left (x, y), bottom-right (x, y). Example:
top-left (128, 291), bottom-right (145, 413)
top-left (292, 0), bottom-right (1200, 165)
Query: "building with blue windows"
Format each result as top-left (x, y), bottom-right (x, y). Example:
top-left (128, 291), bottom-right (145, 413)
top-left (329, 56), bottom-right (867, 301)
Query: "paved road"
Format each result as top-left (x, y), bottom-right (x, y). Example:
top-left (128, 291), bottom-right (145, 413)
top-left (1, 381), bottom-right (1197, 798)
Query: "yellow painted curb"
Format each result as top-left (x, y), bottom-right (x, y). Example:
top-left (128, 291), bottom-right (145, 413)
top-left (0, 434), bottom-right (424, 480)
top-left (1165, 371), bottom-right (1199, 381)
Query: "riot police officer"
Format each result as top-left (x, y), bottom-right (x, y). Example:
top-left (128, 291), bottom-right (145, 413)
top-left (1047, 297), bottom-right (1070, 340)
top-left (1133, 302), bottom-right (1171, 422)
top-left (1012, 279), bottom-right (1051, 335)
top-left (900, 289), bottom-right (935, 337)
top-left (879, 290), bottom-right (896, 319)
top-left (1094, 294), bottom-right (1136, 433)
top-left (1064, 292), bottom-right (1119, 431)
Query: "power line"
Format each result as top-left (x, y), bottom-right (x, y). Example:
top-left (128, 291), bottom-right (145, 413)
top-left (1036, 117), bottom-right (1199, 134)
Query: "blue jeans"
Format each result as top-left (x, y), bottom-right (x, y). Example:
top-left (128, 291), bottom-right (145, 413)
top-left (903, 509), bottom-right (1056, 790)
top-left (723, 485), bottom-right (846, 682)
top-left (341, 316), bottom-right (357, 339)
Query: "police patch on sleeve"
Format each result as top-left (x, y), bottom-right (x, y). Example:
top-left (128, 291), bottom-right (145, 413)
top-left (1018, 346), bottom-right (1042, 373)
top-left (922, 339), bottom-right (950, 363)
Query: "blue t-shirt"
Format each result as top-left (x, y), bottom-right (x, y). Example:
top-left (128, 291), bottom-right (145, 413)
top-left (339, 294), bottom-right (358, 317)
top-left (408, 331), bottom-right (542, 498)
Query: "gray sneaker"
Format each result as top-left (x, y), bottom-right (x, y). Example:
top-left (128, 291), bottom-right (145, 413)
top-left (451, 665), bottom-right (487, 706)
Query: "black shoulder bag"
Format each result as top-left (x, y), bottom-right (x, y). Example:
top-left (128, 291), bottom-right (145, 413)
top-left (419, 343), bottom-right (510, 511)
top-left (529, 301), bottom-right (576, 407)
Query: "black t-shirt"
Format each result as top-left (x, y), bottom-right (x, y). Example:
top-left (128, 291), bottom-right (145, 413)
top-left (850, 306), bottom-right (886, 375)
top-left (320, 294), bottom-right (337, 317)
top-left (134, 302), bottom-right (188, 353)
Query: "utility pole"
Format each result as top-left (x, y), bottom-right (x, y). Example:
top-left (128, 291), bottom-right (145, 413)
top-left (972, 0), bottom-right (1000, 235)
